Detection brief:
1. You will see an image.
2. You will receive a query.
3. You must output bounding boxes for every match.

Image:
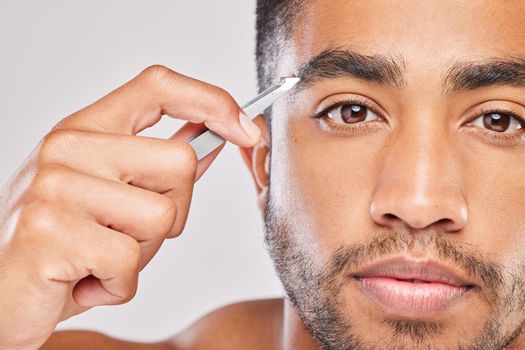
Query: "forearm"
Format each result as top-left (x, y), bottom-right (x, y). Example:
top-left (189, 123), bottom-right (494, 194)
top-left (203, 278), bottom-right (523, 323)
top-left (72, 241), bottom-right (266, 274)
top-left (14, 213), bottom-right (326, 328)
top-left (40, 331), bottom-right (175, 350)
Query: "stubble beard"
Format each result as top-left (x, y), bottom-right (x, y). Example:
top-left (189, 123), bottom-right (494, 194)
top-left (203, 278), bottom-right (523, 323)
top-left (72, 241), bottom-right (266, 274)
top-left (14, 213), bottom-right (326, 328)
top-left (263, 189), bottom-right (525, 350)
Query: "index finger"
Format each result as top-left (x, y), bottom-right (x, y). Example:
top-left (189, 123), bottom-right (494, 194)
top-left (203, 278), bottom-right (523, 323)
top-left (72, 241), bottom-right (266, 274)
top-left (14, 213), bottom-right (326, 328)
top-left (56, 65), bottom-right (261, 148)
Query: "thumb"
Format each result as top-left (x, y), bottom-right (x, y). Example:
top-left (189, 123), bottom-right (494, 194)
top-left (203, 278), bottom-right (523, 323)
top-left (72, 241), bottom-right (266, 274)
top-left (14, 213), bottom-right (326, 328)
top-left (170, 122), bottom-right (225, 181)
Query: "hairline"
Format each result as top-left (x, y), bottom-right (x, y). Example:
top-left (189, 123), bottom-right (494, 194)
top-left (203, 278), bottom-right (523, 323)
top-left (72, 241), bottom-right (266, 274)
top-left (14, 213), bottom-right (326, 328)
top-left (256, 0), bottom-right (309, 145)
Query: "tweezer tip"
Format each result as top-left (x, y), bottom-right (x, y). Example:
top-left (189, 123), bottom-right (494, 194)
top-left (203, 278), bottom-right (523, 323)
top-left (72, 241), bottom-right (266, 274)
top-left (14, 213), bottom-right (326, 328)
top-left (278, 77), bottom-right (301, 89)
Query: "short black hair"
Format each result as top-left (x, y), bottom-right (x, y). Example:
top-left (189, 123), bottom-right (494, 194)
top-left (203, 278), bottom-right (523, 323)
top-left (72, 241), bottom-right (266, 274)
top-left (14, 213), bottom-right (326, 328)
top-left (255, 0), bottom-right (306, 137)
top-left (255, 0), bottom-right (306, 92)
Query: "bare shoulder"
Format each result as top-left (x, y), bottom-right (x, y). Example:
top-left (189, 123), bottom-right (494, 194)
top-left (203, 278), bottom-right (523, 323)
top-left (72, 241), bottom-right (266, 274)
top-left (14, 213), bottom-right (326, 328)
top-left (42, 299), bottom-right (283, 350)
top-left (42, 330), bottom-right (174, 350)
top-left (170, 298), bottom-right (284, 350)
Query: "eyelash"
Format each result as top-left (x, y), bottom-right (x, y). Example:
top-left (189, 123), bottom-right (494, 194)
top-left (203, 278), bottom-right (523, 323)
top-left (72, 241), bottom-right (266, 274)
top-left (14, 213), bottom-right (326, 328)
top-left (313, 97), bottom-right (385, 136)
top-left (466, 107), bottom-right (525, 145)
top-left (314, 99), bottom-right (525, 145)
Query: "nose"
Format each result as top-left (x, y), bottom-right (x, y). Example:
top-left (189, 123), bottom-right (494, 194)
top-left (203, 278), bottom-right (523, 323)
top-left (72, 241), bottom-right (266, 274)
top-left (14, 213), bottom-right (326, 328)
top-left (369, 125), bottom-right (468, 233)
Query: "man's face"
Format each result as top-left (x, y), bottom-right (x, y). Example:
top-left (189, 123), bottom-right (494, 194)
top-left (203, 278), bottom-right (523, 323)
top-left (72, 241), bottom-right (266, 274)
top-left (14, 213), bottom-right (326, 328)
top-left (262, 1), bottom-right (525, 349)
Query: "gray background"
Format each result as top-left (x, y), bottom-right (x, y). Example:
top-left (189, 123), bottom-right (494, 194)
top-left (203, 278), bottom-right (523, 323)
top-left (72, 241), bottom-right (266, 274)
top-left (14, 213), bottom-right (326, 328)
top-left (0, 0), bottom-right (282, 342)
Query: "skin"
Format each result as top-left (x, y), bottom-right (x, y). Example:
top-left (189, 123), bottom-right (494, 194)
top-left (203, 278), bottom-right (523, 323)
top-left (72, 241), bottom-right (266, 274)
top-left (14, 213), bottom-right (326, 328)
top-left (260, 0), bottom-right (525, 348)
top-left (257, 0), bottom-right (525, 348)
top-left (3, 0), bottom-right (525, 349)
top-left (0, 65), bottom-right (261, 350)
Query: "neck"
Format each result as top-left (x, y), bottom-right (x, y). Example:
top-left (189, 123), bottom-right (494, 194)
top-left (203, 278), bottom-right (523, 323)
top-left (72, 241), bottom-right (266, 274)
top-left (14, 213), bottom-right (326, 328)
top-left (280, 299), bottom-right (321, 350)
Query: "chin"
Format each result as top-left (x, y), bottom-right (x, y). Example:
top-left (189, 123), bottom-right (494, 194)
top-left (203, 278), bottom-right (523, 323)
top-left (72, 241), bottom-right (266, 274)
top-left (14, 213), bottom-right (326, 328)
top-left (333, 282), bottom-right (506, 350)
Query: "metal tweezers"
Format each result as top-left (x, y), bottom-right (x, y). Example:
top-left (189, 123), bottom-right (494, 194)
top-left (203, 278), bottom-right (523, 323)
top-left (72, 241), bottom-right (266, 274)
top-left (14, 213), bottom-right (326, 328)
top-left (188, 77), bottom-right (300, 160)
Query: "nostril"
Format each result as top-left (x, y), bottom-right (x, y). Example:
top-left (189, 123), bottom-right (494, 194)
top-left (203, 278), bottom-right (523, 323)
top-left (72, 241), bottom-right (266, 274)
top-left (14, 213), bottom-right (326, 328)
top-left (384, 213), bottom-right (398, 221)
top-left (379, 213), bottom-right (400, 226)
top-left (436, 218), bottom-right (450, 225)
top-left (434, 218), bottom-right (461, 232)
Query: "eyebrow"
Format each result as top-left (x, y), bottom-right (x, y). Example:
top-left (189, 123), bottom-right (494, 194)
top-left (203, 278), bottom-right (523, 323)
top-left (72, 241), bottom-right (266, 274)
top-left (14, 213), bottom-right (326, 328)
top-left (443, 58), bottom-right (525, 93)
top-left (294, 48), bottom-right (525, 94)
top-left (296, 48), bottom-right (407, 90)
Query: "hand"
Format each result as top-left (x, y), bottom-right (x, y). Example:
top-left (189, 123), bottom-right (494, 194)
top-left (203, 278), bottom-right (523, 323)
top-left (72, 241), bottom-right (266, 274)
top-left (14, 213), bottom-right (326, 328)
top-left (0, 65), bottom-right (261, 349)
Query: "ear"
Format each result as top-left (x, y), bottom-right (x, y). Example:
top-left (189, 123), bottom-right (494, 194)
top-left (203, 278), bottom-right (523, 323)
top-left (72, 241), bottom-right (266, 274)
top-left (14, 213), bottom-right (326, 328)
top-left (239, 115), bottom-right (270, 214)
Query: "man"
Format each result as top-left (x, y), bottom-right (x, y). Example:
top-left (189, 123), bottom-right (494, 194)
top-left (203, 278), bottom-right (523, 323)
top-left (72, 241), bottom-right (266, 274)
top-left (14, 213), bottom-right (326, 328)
top-left (1, 0), bottom-right (525, 349)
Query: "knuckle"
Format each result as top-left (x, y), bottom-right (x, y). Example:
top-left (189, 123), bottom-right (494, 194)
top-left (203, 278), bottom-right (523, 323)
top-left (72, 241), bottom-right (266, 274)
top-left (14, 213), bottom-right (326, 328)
top-left (38, 129), bottom-right (77, 165)
top-left (151, 196), bottom-right (177, 234)
top-left (140, 64), bottom-right (177, 86)
top-left (122, 236), bottom-right (141, 270)
top-left (109, 274), bottom-right (138, 304)
top-left (19, 200), bottom-right (60, 236)
top-left (120, 286), bottom-right (138, 304)
top-left (168, 219), bottom-right (186, 239)
top-left (173, 141), bottom-right (198, 176)
top-left (118, 277), bottom-right (138, 303)
top-left (122, 283), bottom-right (138, 303)
top-left (154, 141), bottom-right (197, 184)
top-left (31, 164), bottom-right (69, 199)
top-left (102, 239), bottom-right (140, 305)
top-left (210, 87), bottom-right (238, 118)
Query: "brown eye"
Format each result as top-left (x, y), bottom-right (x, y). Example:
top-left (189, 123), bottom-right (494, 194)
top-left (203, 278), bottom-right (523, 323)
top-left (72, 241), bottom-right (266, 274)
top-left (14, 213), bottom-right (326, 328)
top-left (327, 104), bottom-right (379, 125)
top-left (471, 112), bottom-right (523, 133)
top-left (340, 104), bottom-right (369, 123)
top-left (482, 113), bottom-right (511, 132)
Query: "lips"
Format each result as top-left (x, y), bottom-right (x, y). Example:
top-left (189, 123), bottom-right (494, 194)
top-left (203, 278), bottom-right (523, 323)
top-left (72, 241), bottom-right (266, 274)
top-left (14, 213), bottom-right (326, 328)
top-left (351, 257), bottom-right (476, 318)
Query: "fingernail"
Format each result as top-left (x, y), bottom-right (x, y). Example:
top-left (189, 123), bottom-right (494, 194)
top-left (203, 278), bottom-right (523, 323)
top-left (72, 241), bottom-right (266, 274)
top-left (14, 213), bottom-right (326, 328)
top-left (239, 112), bottom-right (261, 142)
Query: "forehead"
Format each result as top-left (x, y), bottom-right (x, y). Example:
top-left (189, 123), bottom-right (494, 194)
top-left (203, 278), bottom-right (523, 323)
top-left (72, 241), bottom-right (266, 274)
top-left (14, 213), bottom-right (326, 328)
top-left (285, 0), bottom-right (525, 75)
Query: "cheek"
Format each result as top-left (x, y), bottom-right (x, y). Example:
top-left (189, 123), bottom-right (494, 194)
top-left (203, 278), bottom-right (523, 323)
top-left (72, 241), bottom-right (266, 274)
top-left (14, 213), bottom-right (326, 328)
top-left (459, 142), bottom-right (525, 263)
top-left (270, 109), bottom-right (525, 265)
top-left (270, 116), bottom-right (385, 251)
top-left (462, 158), bottom-right (525, 334)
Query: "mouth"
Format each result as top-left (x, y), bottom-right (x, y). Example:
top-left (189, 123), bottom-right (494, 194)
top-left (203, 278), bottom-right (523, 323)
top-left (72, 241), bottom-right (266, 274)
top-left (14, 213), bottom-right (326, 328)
top-left (351, 257), bottom-right (476, 318)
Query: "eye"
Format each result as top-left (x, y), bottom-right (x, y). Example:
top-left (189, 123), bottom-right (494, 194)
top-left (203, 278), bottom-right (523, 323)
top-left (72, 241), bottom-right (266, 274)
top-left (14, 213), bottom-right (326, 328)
top-left (325, 103), bottom-right (380, 125)
top-left (469, 111), bottom-right (524, 133)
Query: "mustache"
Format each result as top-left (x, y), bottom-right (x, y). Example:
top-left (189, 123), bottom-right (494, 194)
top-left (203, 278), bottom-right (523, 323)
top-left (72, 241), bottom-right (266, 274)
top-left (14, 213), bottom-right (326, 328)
top-left (324, 229), bottom-right (504, 291)
top-left (263, 199), bottom-right (510, 306)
